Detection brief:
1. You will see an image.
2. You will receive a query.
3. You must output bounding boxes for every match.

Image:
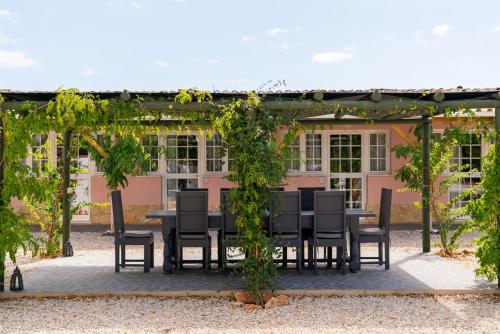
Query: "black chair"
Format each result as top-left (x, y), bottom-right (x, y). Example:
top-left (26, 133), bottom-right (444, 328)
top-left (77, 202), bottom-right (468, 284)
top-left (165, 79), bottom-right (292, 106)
top-left (220, 190), bottom-right (244, 272)
top-left (112, 190), bottom-right (154, 273)
top-left (181, 188), bottom-right (208, 191)
top-left (176, 191), bottom-right (211, 272)
top-left (308, 191), bottom-right (347, 274)
top-left (358, 188), bottom-right (392, 269)
top-left (298, 186), bottom-right (326, 266)
top-left (270, 191), bottom-right (302, 272)
top-left (298, 187), bottom-right (325, 211)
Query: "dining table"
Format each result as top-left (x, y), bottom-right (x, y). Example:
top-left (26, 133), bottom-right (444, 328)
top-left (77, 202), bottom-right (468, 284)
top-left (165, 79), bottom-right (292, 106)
top-left (146, 209), bottom-right (375, 274)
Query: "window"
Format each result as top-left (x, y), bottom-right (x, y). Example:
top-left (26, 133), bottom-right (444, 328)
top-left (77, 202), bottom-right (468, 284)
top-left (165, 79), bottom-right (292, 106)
top-left (449, 133), bottom-right (482, 208)
top-left (329, 134), bottom-right (362, 173)
top-left (165, 135), bottom-right (199, 210)
top-left (369, 133), bottom-right (387, 172)
top-left (329, 134), bottom-right (363, 209)
top-left (330, 177), bottom-right (362, 209)
top-left (166, 135), bottom-right (198, 174)
top-left (305, 134), bottom-right (322, 171)
top-left (142, 134), bottom-right (159, 173)
top-left (288, 137), bottom-right (300, 172)
top-left (165, 179), bottom-right (199, 210)
top-left (31, 134), bottom-right (49, 171)
top-left (94, 134), bottom-right (107, 173)
top-left (206, 134), bottom-right (224, 172)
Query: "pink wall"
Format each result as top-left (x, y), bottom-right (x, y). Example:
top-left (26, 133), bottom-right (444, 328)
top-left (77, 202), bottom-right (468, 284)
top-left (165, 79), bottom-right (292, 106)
top-left (91, 176), bottom-right (162, 205)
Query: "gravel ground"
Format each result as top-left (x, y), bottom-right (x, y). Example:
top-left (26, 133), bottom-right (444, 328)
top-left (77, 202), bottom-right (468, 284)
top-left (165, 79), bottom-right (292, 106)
top-left (0, 295), bottom-right (498, 333)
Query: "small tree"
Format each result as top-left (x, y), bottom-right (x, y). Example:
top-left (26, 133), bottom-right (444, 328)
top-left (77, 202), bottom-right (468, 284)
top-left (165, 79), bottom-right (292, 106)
top-left (393, 126), bottom-right (472, 255)
top-left (466, 143), bottom-right (500, 287)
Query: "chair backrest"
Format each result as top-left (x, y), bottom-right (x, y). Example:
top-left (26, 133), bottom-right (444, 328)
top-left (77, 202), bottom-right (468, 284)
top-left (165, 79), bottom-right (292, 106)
top-left (270, 191), bottom-right (301, 236)
top-left (379, 188), bottom-right (392, 234)
top-left (314, 191), bottom-right (346, 234)
top-left (298, 187), bottom-right (325, 211)
top-left (111, 190), bottom-right (125, 236)
top-left (176, 191), bottom-right (208, 235)
top-left (220, 190), bottom-right (238, 235)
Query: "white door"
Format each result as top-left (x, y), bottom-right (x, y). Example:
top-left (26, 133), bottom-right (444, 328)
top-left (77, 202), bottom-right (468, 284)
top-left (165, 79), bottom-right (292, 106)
top-left (71, 146), bottom-right (90, 222)
top-left (329, 133), bottom-right (364, 209)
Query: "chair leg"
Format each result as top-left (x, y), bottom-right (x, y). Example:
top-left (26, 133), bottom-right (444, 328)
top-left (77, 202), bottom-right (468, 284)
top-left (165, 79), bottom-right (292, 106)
top-left (205, 244), bottom-right (211, 273)
top-left (202, 247), bottom-right (206, 270)
top-left (121, 244), bottom-right (126, 268)
top-left (282, 247), bottom-right (288, 268)
top-left (115, 243), bottom-right (120, 273)
top-left (179, 246), bottom-right (183, 270)
top-left (176, 241), bottom-right (182, 271)
top-left (384, 240), bottom-right (390, 270)
top-left (308, 241), bottom-right (313, 270)
top-left (217, 233), bottom-right (223, 269)
top-left (313, 244), bottom-right (317, 274)
top-left (327, 247), bottom-right (333, 268)
top-left (297, 246), bottom-right (302, 273)
top-left (150, 242), bottom-right (154, 268)
top-left (342, 243), bottom-right (346, 275)
top-left (222, 245), bottom-right (227, 273)
top-left (144, 244), bottom-right (150, 273)
top-left (378, 242), bottom-right (383, 265)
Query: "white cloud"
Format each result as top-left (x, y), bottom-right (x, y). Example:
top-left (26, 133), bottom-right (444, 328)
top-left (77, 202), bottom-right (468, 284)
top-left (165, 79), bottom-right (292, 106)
top-left (268, 26), bottom-right (301, 36)
top-left (241, 35), bottom-right (256, 43)
top-left (82, 69), bottom-right (100, 76)
top-left (493, 25), bottom-right (500, 32)
top-left (278, 42), bottom-right (289, 50)
top-left (414, 31), bottom-right (429, 46)
top-left (311, 51), bottom-right (353, 64)
top-left (129, 1), bottom-right (144, 10)
top-left (155, 60), bottom-right (168, 67)
top-left (432, 24), bottom-right (450, 36)
top-left (0, 51), bottom-right (36, 68)
top-left (0, 9), bottom-right (13, 19)
top-left (207, 59), bottom-right (220, 64)
top-left (268, 27), bottom-right (290, 36)
top-left (0, 32), bottom-right (12, 44)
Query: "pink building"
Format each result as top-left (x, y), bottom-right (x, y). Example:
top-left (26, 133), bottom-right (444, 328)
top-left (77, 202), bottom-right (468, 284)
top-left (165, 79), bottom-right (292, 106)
top-left (5, 90), bottom-right (496, 225)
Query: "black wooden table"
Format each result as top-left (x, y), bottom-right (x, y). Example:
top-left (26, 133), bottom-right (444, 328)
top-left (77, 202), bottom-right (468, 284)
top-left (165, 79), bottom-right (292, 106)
top-left (146, 210), bottom-right (375, 273)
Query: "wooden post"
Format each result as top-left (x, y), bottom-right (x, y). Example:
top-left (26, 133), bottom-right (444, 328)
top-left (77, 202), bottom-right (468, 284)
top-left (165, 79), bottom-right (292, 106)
top-left (0, 117), bottom-right (5, 291)
top-left (422, 116), bottom-right (431, 252)
top-left (61, 130), bottom-right (72, 252)
top-left (496, 107), bottom-right (500, 288)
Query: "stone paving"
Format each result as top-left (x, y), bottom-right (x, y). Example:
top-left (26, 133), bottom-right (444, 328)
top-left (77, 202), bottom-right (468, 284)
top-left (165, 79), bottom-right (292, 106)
top-left (18, 246), bottom-right (494, 293)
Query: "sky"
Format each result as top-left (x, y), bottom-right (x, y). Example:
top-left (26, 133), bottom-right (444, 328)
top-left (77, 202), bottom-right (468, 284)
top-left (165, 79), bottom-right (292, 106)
top-left (0, 0), bottom-right (499, 91)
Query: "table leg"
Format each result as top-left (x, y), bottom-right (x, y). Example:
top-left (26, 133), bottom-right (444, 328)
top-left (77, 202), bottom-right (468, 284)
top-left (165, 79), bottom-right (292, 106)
top-left (162, 218), bottom-right (173, 274)
top-left (349, 217), bottom-right (360, 273)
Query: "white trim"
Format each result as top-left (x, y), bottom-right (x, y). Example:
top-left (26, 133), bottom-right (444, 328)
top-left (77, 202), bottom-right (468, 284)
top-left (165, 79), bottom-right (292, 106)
top-left (366, 130), bottom-right (390, 175)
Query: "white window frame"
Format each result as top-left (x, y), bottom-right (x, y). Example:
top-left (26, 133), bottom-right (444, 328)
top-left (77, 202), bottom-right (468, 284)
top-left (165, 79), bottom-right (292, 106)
top-left (326, 131), bottom-right (365, 209)
top-left (163, 132), bottom-right (201, 209)
top-left (304, 132), bottom-right (324, 173)
top-left (367, 131), bottom-right (390, 174)
top-left (448, 132), bottom-right (485, 208)
top-left (140, 133), bottom-right (163, 176)
top-left (202, 133), bottom-right (230, 175)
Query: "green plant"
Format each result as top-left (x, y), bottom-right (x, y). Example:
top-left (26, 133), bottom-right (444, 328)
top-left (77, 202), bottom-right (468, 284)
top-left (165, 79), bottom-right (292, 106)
top-left (466, 142), bottom-right (500, 287)
top-left (210, 92), bottom-right (298, 304)
top-left (393, 126), bottom-right (473, 255)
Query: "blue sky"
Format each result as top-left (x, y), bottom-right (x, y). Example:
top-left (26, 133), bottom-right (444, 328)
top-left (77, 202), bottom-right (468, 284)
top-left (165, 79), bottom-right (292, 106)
top-left (0, 0), bottom-right (499, 91)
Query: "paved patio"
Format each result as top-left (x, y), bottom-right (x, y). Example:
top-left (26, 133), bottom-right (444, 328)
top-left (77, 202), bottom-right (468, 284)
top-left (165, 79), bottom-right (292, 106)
top-left (18, 247), bottom-right (494, 293)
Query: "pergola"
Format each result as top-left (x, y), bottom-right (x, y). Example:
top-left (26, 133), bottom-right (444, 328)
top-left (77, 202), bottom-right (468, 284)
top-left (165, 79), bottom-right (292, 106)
top-left (1, 87), bottom-right (499, 252)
